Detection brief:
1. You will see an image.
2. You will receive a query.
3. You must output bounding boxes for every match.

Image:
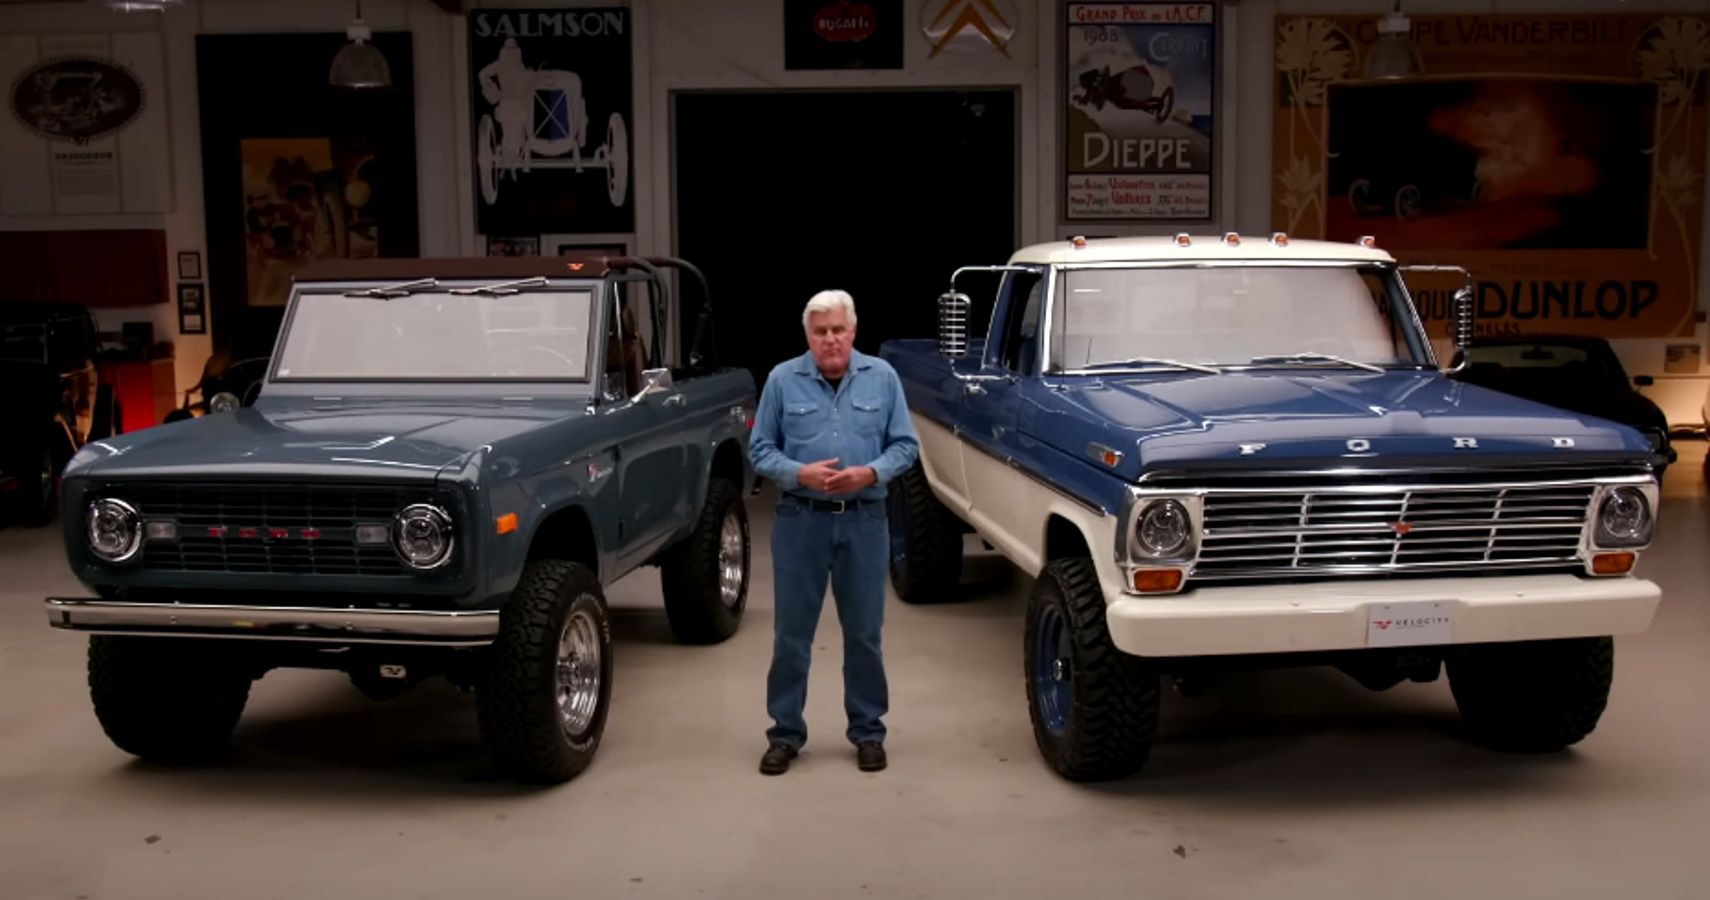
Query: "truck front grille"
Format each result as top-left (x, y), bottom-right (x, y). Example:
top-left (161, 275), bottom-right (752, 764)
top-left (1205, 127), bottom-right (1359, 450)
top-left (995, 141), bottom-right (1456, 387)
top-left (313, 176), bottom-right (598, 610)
top-left (125, 483), bottom-right (415, 576)
top-left (1193, 483), bottom-right (1594, 580)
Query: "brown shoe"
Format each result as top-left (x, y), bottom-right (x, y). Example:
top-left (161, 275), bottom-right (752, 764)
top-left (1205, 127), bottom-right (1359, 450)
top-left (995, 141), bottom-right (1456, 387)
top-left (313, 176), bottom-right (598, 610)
top-left (759, 742), bottom-right (798, 776)
top-left (856, 741), bottom-right (886, 772)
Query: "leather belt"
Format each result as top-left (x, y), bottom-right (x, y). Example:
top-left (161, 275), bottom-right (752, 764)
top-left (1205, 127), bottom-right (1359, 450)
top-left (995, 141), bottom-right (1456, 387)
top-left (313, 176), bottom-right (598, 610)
top-left (785, 495), bottom-right (882, 514)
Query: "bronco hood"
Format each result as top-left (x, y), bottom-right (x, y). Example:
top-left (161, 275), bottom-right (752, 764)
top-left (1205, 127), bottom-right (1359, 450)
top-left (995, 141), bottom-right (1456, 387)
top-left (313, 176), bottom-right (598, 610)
top-left (65, 396), bottom-right (584, 482)
top-left (1028, 371), bottom-right (1653, 479)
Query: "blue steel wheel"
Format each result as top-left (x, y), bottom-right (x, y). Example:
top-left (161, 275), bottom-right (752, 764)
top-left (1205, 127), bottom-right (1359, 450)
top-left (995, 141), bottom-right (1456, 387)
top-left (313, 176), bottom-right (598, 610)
top-left (885, 463), bottom-right (963, 603)
top-left (1024, 557), bottom-right (1159, 781)
top-left (1032, 602), bottom-right (1072, 736)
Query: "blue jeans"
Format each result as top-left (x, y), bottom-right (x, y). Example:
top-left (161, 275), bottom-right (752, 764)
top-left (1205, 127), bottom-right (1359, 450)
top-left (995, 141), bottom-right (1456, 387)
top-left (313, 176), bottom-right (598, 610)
top-left (765, 495), bottom-right (889, 749)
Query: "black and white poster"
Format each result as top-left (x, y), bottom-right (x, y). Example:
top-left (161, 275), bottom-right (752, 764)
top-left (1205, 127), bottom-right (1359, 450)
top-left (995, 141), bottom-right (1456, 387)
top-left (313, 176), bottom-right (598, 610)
top-left (468, 8), bottom-right (633, 235)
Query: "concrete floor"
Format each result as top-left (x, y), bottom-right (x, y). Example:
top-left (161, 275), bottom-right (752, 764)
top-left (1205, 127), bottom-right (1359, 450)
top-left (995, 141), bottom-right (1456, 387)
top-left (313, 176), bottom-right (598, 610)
top-left (2, 449), bottom-right (1709, 899)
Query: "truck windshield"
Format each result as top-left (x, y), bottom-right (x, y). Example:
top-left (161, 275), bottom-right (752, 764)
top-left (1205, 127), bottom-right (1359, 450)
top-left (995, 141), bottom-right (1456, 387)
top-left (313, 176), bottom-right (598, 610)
top-left (273, 289), bottom-right (595, 381)
top-left (1052, 265), bottom-right (1429, 373)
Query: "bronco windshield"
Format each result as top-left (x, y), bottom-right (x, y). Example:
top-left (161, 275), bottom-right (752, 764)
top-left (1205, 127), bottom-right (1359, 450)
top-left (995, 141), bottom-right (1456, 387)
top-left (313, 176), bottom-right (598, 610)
top-left (273, 289), bottom-right (596, 381)
top-left (1051, 265), bottom-right (1431, 373)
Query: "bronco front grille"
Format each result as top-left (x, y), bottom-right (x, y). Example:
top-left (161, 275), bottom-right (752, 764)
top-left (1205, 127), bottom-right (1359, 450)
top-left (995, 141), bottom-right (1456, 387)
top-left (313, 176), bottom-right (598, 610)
top-left (1192, 482), bottom-right (1594, 581)
top-left (123, 483), bottom-right (417, 576)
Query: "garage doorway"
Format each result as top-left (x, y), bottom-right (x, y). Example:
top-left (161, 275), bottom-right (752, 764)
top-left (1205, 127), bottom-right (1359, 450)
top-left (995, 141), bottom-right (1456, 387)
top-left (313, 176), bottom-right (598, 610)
top-left (675, 90), bottom-right (1017, 385)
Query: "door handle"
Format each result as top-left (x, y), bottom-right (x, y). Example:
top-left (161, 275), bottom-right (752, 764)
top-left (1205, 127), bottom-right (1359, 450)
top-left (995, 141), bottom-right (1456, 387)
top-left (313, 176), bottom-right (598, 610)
top-left (662, 393), bottom-right (685, 408)
top-left (965, 383), bottom-right (986, 396)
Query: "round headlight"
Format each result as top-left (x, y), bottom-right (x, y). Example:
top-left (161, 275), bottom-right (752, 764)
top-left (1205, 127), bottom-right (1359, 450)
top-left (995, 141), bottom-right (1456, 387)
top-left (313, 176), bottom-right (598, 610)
top-left (87, 498), bottom-right (142, 562)
top-left (208, 391), bottom-right (241, 413)
top-left (1595, 487), bottom-right (1652, 548)
top-left (1137, 499), bottom-right (1192, 558)
top-left (393, 504), bottom-right (454, 570)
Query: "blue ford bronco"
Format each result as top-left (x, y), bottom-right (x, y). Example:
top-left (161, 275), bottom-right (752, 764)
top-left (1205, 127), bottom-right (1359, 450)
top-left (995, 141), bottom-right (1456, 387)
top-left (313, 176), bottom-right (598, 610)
top-left (880, 234), bottom-right (1663, 781)
top-left (45, 255), bottom-right (756, 783)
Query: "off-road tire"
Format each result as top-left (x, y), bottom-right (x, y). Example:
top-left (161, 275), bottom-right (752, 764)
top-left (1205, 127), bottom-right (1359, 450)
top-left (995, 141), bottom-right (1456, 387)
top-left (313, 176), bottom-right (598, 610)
top-left (1025, 557), bottom-right (1159, 781)
top-left (1447, 636), bottom-right (1615, 752)
top-left (659, 477), bottom-right (748, 644)
top-left (887, 462), bottom-right (963, 603)
top-left (87, 636), bottom-right (253, 763)
top-left (477, 561), bottom-right (613, 784)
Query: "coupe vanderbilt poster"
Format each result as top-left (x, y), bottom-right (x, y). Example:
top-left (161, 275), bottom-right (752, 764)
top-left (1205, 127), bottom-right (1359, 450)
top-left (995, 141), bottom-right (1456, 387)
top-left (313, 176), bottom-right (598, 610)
top-left (1272, 14), bottom-right (1710, 339)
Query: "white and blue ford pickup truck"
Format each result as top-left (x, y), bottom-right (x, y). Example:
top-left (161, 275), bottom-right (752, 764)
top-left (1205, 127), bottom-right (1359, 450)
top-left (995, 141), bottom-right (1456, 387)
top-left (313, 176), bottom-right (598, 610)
top-left (880, 234), bottom-right (1663, 781)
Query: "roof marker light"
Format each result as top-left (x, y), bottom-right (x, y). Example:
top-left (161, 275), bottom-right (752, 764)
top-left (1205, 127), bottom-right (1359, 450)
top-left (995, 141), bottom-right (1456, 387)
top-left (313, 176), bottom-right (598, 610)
top-left (1222, 232), bottom-right (1240, 246)
top-left (1173, 233), bottom-right (1192, 247)
top-left (1270, 232), bottom-right (1289, 246)
top-left (1358, 235), bottom-right (1377, 248)
top-left (1071, 235), bottom-right (1087, 249)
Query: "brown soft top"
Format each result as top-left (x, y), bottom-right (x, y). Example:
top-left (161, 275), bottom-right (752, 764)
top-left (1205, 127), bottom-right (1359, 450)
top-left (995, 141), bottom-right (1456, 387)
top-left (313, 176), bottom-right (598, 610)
top-left (292, 254), bottom-right (619, 283)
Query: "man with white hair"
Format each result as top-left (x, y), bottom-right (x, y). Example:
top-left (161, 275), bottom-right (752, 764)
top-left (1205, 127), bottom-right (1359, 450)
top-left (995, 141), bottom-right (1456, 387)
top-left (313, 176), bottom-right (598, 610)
top-left (748, 289), bottom-right (920, 776)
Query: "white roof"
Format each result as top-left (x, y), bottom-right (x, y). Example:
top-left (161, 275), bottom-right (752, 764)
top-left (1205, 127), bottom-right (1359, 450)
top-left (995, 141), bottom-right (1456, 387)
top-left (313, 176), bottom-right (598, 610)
top-left (1008, 235), bottom-right (1395, 265)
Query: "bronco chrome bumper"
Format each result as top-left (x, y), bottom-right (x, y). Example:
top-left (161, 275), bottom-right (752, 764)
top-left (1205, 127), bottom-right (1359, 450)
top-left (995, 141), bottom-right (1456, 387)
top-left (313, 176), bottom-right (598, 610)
top-left (45, 597), bottom-right (498, 646)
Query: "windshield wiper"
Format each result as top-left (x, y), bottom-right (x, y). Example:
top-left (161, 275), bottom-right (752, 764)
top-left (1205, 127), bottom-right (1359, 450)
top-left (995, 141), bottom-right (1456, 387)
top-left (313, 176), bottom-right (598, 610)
top-left (1248, 352), bottom-right (1384, 373)
top-left (449, 276), bottom-right (549, 296)
top-left (344, 278), bottom-right (438, 298)
top-left (1082, 356), bottom-right (1221, 374)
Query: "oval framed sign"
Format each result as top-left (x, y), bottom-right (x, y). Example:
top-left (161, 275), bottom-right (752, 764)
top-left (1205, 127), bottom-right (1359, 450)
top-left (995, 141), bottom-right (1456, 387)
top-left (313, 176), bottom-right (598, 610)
top-left (11, 56), bottom-right (145, 143)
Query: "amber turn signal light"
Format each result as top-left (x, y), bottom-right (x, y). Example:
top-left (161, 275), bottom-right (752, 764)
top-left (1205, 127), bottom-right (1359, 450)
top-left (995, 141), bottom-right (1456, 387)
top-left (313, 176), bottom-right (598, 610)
top-left (496, 513), bottom-right (519, 535)
top-left (1591, 552), bottom-right (1635, 575)
top-left (1132, 569), bottom-right (1183, 593)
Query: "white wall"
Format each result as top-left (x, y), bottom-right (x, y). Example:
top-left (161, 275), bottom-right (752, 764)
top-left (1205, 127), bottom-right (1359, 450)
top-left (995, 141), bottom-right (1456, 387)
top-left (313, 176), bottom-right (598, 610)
top-left (5, 0), bottom-right (1709, 422)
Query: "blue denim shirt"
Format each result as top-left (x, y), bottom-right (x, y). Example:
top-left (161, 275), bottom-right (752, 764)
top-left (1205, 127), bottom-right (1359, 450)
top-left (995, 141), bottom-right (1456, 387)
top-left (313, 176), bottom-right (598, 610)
top-left (749, 349), bottom-right (920, 501)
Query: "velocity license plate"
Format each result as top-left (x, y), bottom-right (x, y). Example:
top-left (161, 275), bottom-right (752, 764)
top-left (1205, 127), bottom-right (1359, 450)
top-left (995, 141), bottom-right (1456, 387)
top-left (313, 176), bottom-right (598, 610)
top-left (1366, 601), bottom-right (1453, 647)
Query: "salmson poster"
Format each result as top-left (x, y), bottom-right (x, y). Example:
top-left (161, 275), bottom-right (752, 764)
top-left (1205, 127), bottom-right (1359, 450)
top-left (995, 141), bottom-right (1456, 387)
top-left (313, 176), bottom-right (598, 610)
top-left (468, 8), bottom-right (633, 235)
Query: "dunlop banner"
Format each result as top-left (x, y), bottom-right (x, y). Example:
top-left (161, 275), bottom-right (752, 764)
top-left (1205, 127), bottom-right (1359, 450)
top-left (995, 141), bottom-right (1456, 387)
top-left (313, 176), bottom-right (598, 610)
top-left (1271, 14), bottom-right (1709, 339)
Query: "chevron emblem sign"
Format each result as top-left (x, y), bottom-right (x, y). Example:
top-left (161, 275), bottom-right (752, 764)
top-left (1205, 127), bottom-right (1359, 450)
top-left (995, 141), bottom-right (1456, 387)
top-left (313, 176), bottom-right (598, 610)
top-left (922, 0), bottom-right (1018, 57)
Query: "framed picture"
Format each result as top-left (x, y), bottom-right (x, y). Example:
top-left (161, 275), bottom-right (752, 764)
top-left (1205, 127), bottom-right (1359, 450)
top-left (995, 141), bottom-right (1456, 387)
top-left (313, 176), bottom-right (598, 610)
top-left (177, 282), bottom-right (207, 335)
top-left (487, 236), bottom-right (540, 256)
top-left (176, 250), bottom-right (202, 280)
top-left (467, 8), bottom-right (633, 234)
top-left (195, 32), bottom-right (418, 350)
top-left (1064, 1), bottom-right (1217, 221)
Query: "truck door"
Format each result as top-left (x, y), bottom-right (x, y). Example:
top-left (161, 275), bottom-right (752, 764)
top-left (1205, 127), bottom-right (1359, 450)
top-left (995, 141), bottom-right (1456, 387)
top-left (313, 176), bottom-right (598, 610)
top-left (601, 283), bottom-right (689, 568)
top-left (957, 268), bottom-right (1045, 550)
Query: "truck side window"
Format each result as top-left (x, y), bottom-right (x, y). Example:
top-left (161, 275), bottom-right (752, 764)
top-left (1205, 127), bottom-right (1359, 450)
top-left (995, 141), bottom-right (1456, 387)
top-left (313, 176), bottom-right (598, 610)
top-left (605, 284), bottom-right (649, 397)
top-left (999, 271), bottom-right (1045, 374)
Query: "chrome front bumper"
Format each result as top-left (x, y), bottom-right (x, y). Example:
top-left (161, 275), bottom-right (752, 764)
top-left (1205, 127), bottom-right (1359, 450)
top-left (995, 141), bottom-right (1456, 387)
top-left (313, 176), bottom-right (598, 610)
top-left (45, 597), bottom-right (499, 646)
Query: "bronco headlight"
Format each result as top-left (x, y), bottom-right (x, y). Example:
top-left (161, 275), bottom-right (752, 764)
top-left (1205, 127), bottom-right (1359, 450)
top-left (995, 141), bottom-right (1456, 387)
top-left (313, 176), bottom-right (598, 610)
top-left (393, 503), bottom-right (454, 570)
top-left (1594, 486), bottom-right (1653, 548)
top-left (86, 498), bottom-right (142, 562)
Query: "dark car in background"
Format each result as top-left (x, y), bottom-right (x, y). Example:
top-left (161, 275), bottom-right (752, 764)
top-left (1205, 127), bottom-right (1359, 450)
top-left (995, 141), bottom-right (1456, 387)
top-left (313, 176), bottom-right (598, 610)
top-left (0, 303), bottom-right (118, 525)
top-left (1452, 336), bottom-right (1675, 476)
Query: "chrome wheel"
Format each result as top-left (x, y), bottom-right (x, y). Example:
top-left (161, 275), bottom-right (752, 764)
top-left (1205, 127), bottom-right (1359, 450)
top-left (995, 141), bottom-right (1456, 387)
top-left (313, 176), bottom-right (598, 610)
top-left (555, 606), bottom-right (602, 738)
top-left (718, 508), bottom-right (746, 610)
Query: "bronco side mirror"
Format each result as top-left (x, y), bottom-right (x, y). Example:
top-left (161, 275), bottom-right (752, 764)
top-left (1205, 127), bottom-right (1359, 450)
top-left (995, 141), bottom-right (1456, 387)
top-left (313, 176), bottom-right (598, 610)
top-left (938, 291), bottom-right (971, 360)
top-left (632, 367), bottom-right (674, 402)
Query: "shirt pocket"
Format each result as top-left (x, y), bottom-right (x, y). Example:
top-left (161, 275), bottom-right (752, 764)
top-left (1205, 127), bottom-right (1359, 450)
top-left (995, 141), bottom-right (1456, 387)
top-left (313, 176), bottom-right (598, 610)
top-left (851, 395), bottom-right (886, 436)
top-left (781, 400), bottom-right (823, 441)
